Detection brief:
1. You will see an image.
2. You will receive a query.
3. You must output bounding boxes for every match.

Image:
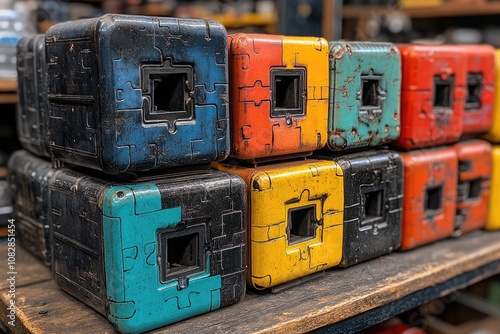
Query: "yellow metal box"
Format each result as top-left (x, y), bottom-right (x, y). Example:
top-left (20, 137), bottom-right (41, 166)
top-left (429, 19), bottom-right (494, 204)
top-left (212, 159), bottom-right (343, 289)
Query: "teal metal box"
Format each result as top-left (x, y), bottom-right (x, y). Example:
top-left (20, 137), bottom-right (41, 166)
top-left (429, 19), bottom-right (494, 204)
top-left (50, 168), bottom-right (246, 333)
top-left (327, 42), bottom-right (401, 151)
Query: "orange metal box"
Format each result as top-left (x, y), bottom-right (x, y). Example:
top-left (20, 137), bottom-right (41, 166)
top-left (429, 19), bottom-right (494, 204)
top-left (400, 147), bottom-right (457, 250)
top-left (462, 45), bottom-right (495, 136)
top-left (395, 45), bottom-right (466, 150)
top-left (228, 33), bottom-right (329, 161)
top-left (453, 140), bottom-right (491, 236)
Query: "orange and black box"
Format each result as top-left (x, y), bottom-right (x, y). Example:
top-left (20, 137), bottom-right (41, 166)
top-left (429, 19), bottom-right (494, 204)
top-left (462, 45), bottom-right (495, 136)
top-left (395, 45), bottom-right (466, 150)
top-left (453, 139), bottom-right (491, 236)
top-left (227, 33), bottom-right (329, 161)
top-left (400, 147), bottom-right (457, 250)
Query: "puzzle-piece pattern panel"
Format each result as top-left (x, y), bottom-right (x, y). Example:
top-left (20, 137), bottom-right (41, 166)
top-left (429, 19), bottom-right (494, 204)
top-left (486, 146), bottom-right (500, 230)
top-left (453, 140), bottom-right (491, 235)
top-left (228, 33), bottom-right (328, 160)
top-left (8, 151), bottom-right (54, 266)
top-left (213, 159), bottom-right (343, 289)
top-left (316, 150), bottom-right (403, 266)
top-left (400, 147), bottom-right (457, 250)
top-left (50, 168), bottom-right (245, 333)
top-left (483, 50), bottom-right (500, 143)
top-left (50, 169), bottom-right (109, 314)
top-left (462, 45), bottom-right (495, 135)
top-left (396, 45), bottom-right (466, 149)
top-left (46, 15), bottom-right (229, 174)
top-left (16, 35), bottom-right (51, 157)
top-left (327, 42), bottom-right (401, 151)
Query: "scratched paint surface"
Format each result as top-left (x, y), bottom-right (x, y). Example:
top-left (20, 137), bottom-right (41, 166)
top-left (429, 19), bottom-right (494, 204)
top-left (400, 147), bottom-right (457, 250)
top-left (46, 14), bottom-right (229, 174)
top-left (228, 33), bottom-right (328, 160)
top-left (453, 140), bottom-right (491, 235)
top-left (50, 168), bottom-right (246, 333)
top-left (396, 44), bottom-right (466, 149)
top-left (214, 159), bottom-right (343, 289)
top-left (16, 35), bottom-right (51, 157)
top-left (8, 150), bottom-right (54, 266)
top-left (327, 42), bottom-right (401, 151)
top-left (315, 150), bottom-right (403, 267)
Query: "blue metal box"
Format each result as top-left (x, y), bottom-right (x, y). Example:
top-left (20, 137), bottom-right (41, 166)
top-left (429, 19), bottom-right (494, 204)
top-left (327, 42), bottom-right (401, 151)
top-left (16, 34), bottom-right (51, 157)
top-left (8, 150), bottom-right (54, 265)
top-left (50, 168), bottom-right (246, 333)
top-left (315, 149), bottom-right (403, 266)
top-left (45, 14), bottom-right (229, 174)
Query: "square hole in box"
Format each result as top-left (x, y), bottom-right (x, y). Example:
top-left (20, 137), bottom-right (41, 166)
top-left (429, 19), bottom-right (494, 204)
top-left (142, 63), bottom-right (193, 124)
top-left (433, 75), bottom-right (454, 109)
top-left (158, 225), bottom-right (205, 283)
top-left (363, 189), bottom-right (384, 223)
top-left (151, 72), bottom-right (187, 113)
top-left (467, 178), bottom-right (482, 200)
top-left (361, 78), bottom-right (381, 107)
top-left (465, 73), bottom-right (482, 111)
top-left (288, 205), bottom-right (316, 245)
top-left (271, 69), bottom-right (305, 117)
top-left (425, 185), bottom-right (443, 215)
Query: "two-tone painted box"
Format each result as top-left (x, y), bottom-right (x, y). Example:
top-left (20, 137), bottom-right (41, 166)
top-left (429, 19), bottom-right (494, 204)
top-left (228, 33), bottom-right (328, 161)
top-left (213, 159), bottom-right (343, 289)
top-left (45, 14), bottom-right (230, 174)
top-left (50, 168), bottom-right (246, 333)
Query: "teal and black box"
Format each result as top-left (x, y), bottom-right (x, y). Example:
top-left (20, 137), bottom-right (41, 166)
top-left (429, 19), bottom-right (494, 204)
top-left (50, 168), bottom-right (246, 333)
top-left (45, 14), bottom-right (229, 174)
top-left (327, 42), bottom-right (401, 151)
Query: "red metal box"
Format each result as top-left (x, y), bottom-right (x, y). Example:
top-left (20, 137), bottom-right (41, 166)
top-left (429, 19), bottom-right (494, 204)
top-left (396, 44), bottom-right (466, 149)
top-left (453, 139), bottom-right (491, 236)
top-left (400, 147), bottom-right (457, 250)
top-left (462, 45), bottom-right (495, 136)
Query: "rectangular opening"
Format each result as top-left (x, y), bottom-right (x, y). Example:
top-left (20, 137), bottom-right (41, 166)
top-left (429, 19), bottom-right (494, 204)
top-left (271, 69), bottom-right (305, 117)
top-left (275, 75), bottom-right (299, 109)
top-left (142, 63), bottom-right (193, 124)
top-left (467, 178), bottom-right (482, 200)
top-left (361, 78), bottom-right (380, 107)
top-left (433, 75), bottom-right (454, 109)
top-left (167, 232), bottom-right (198, 273)
top-left (157, 225), bottom-right (205, 284)
top-left (288, 205), bottom-right (316, 245)
top-left (465, 73), bottom-right (482, 111)
top-left (151, 72), bottom-right (187, 113)
top-left (459, 160), bottom-right (472, 172)
top-left (364, 189), bottom-right (384, 223)
top-left (425, 185), bottom-right (443, 215)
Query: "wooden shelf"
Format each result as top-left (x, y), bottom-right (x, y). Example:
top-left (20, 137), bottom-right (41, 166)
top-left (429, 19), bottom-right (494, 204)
top-left (2, 230), bottom-right (500, 333)
top-left (343, 2), bottom-right (500, 19)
